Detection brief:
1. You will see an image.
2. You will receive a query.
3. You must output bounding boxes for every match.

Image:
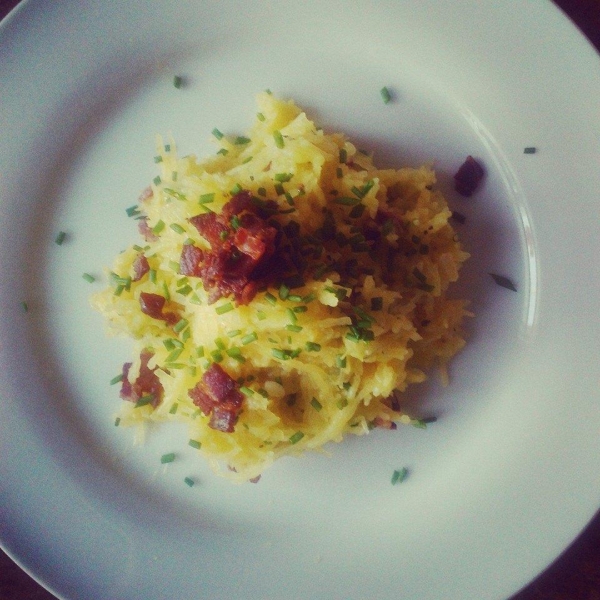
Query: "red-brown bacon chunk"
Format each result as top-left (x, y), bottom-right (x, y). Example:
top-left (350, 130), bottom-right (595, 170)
top-left (120, 350), bottom-right (163, 408)
top-left (139, 292), bottom-right (179, 326)
top-left (132, 254), bottom-right (150, 282)
top-left (185, 190), bottom-right (278, 305)
top-left (454, 155), bottom-right (485, 197)
top-left (188, 363), bottom-right (244, 433)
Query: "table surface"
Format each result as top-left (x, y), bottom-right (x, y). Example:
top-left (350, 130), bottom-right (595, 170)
top-left (1, 0), bottom-right (599, 599)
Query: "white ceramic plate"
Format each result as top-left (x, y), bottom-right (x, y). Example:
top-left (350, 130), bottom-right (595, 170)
top-left (1, 1), bottom-right (599, 599)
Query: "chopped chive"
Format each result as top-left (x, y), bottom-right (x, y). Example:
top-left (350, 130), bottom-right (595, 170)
top-left (154, 155), bottom-right (163, 163)
top-left (490, 273), bottom-right (517, 291)
top-left (339, 148), bottom-right (347, 163)
top-left (230, 215), bottom-right (241, 230)
top-left (257, 112), bottom-right (266, 122)
top-left (333, 196), bottom-right (362, 206)
top-left (110, 373), bottom-right (123, 385)
top-left (170, 223), bottom-right (185, 234)
top-left (188, 439), bottom-right (202, 449)
top-left (272, 348), bottom-right (289, 361)
top-left (114, 417), bottom-right (121, 426)
top-left (293, 306), bottom-right (308, 313)
top-left (226, 348), bottom-right (246, 363)
top-left (21, 301), bottom-right (29, 312)
top-left (196, 346), bottom-right (205, 358)
top-left (278, 284), bottom-right (290, 300)
top-left (210, 350), bottom-right (224, 362)
top-left (166, 348), bottom-right (184, 363)
top-left (82, 273), bottom-right (95, 283)
top-left (164, 144), bottom-right (171, 152)
top-left (265, 292), bottom-right (277, 305)
top-left (227, 329), bottom-right (242, 338)
top-left (214, 337), bottom-right (226, 350)
top-left (234, 136), bottom-right (251, 145)
top-left (305, 342), bottom-right (321, 353)
top-left (215, 302), bottom-right (234, 315)
top-left (135, 394), bottom-right (154, 408)
top-left (212, 128), bottom-right (224, 140)
top-left (173, 75), bottom-right (183, 88)
top-left (257, 310), bottom-right (267, 320)
top-left (199, 192), bottom-right (215, 204)
top-left (274, 183), bottom-right (285, 196)
top-left (173, 318), bottom-right (189, 333)
top-left (216, 148), bottom-right (228, 156)
top-left (168, 403), bottom-right (179, 414)
top-left (336, 355), bottom-right (346, 368)
top-left (240, 386), bottom-right (254, 397)
top-left (153, 175), bottom-right (161, 186)
top-left (273, 130), bottom-right (284, 149)
top-left (184, 477), bottom-right (195, 487)
top-left (391, 467), bottom-right (409, 485)
top-left (274, 172), bottom-right (293, 182)
top-left (336, 167), bottom-right (343, 178)
top-left (160, 452), bottom-right (176, 464)
top-left (380, 86), bottom-right (392, 104)
top-left (241, 332), bottom-right (258, 345)
top-left (289, 431), bottom-right (304, 444)
top-left (257, 187), bottom-right (267, 197)
top-left (286, 307), bottom-right (297, 324)
top-left (230, 183), bottom-right (243, 195)
top-left (310, 397), bottom-right (323, 411)
top-left (524, 147), bottom-right (537, 154)
top-left (286, 324), bottom-right (303, 332)
top-left (176, 284), bottom-right (192, 296)
top-left (152, 220), bottom-right (165, 234)
top-left (336, 397), bottom-right (348, 409)
top-left (55, 231), bottom-right (67, 245)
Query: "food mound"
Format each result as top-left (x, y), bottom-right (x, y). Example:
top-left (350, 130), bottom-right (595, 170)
top-left (92, 93), bottom-right (470, 482)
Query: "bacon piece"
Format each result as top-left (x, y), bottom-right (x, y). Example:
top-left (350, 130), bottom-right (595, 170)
top-left (132, 254), bottom-right (150, 281)
top-left (188, 364), bottom-right (244, 433)
top-left (372, 416), bottom-right (397, 430)
top-left (454, 155), bottom-right (484, 197)
top-left (138, 218), bottom-right (158, 242)
top-left (186, 190), bottom-right (278, 304)
top-left (139, 292), bottom-right (179, 326)
top-left (120, 350), bottom-right (163, 407)
top-left (179, 244), bottom-right (204, 277)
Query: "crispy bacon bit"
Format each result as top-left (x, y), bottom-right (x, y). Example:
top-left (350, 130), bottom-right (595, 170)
top-left (120, 350), bottom-right (163, 407)
top-left (138, 218), bottom-right (158, 242)
top-left (372, 416), bottom-right (398, 430)
top-left (179, 244), bottom-right (204, 277)
top-left (132, 254), bottom-right (150, 281)
top-left (186, 190), bottom-right (278, 304)
top-left (188, 364), bottom-right (244, 433)
top-left (138, 186), bottom-right (153, 203)
top-left (454, 155), bottom-right (485, 197)
top-left (139, 292), bottom-right (179, 326)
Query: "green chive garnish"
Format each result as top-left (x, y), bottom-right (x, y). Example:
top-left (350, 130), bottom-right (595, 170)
top-left (55, 231), bottom-right (67, 245)
top-left (305, 342), bottom-right (321, 352)
top-left (170, 223), bottom-right (185, 234)
top-left (114, 417), bottom-right (121, 426)
top-left (188, 439), bottom-right (202, 449)
top-left (82, 273), bottom-right (95, 283)
top-left (160, 452), bottom-right (176, 464)
top-left (273, 130), bottom-right (284, 149)
top-left (240, 386), bottom-right (254, 397)
top-left (215, 302), bottom-right (234, 315)
top-left (173, 318), bottom-right (189, 333)
top-left (380, 86), bottom-right (392, 104)
top-left (173, 75), bottom-right (183, 88)
top-left (212, 128), bottom-right (224, 140)
top-left (241, 332), bottom-right (258, 345)
top-left (226, 348), bottom-right (246, 363)
top-left (21, 301), bottom-right (29, 312)
top-left (234, 136), bottom-right (251, 145)
top-left (257, 112), bottom-right (266, 122)
top-left (391, 467), bottom-right (408, 485)
top-left (184, 477), bottom-right (195, 487)
top-left (524, 147), bottom-right (537, 154)
top-left (109, 373), bottom-right (123, 385)
top-left (310, 398), bottom-right (322, 411)
top-left (289, 431), bottom-right (304, 444)
top-left (135, 394), bottom-right (154, 408)
top-left (152, 220), bottom-right (165, 234)
top-left (199, 193), bottom-right (215, 204)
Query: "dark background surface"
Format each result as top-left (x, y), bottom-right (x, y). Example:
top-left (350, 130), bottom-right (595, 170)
top-left (1, 0), bottom-right (599, 598)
